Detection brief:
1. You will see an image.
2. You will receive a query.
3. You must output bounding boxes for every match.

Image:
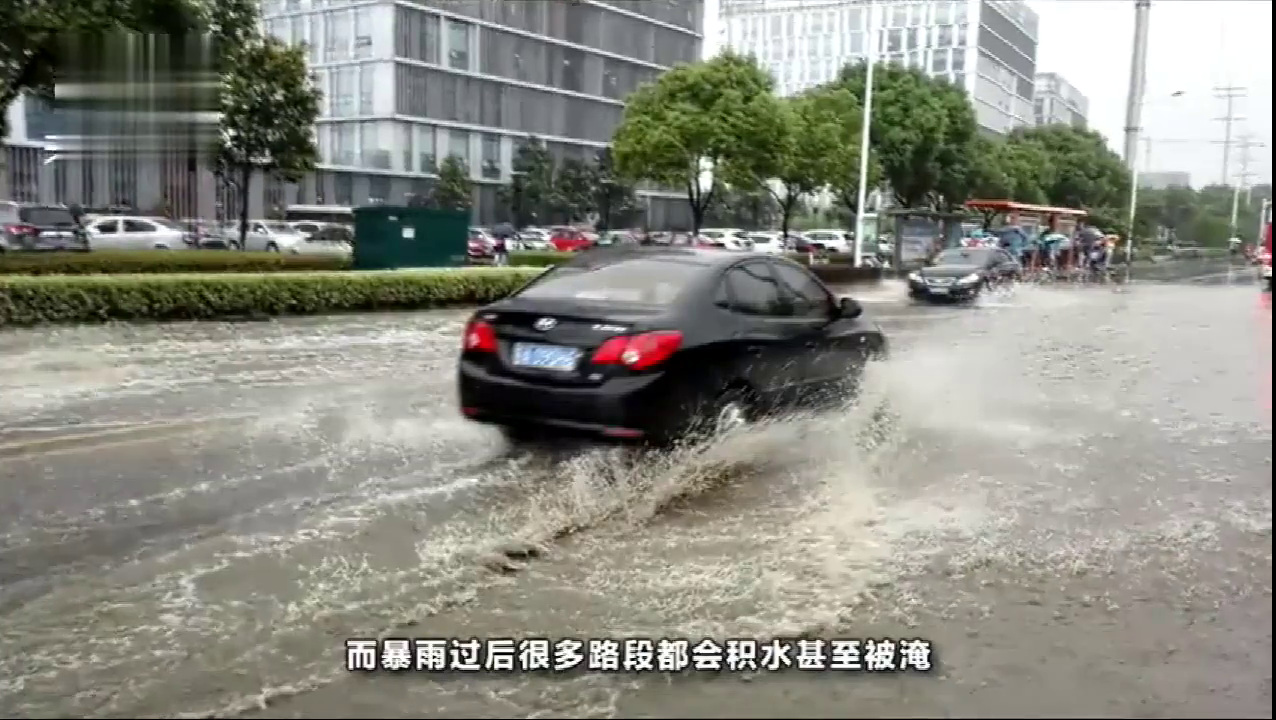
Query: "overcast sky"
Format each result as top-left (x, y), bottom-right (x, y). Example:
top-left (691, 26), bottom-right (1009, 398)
top-left (703, 0), bottom-right (1273, 188)
top-left (1034, 0), bottom-right (1273, 188)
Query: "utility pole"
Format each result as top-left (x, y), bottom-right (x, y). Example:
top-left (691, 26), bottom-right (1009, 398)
top-left (1122, 0), bottom-right (1152, 170)
top-left (1213, 85), bottom-right (1247, 185)
top-left (1122, 0), bottom-right (1152, 280)
top-left (1229, 134), bottom-right (1266, 238)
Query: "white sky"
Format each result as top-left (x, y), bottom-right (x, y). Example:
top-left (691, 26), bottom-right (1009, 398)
top-left (703, 0), bottom-right (1274, 188)
top-left (1033, 0), bottom-right (1273, 188)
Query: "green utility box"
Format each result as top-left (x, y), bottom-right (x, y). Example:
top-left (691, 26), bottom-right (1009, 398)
top-left (352, 205), bottom-right (469, 270)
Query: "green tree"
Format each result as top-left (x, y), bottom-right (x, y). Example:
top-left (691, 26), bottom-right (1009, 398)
top-left (704, 184), bottom-right (780, 228)
top-left (611, 51), bottom-right (788, 234)
top-left (808, 85), bottom-right (881, 221)
top-left (430, 155), bottom-right (473, 212)
top-left (590, 148), bottom-right (640, 231)
top-left (496, 137), bottom-right (555, 227)
top-left (550, 157), bottom-right (595, 223)
top-left (960, 134), bottom-right (1056, 226)
top-left (1009, 124), bottom-right (1129, 210)
top-left (834, 63), bottom-right (974, 209)
top-left (216, 36), bottom-right (321, 248)
top-left (761, 90), bottom-right (849, 238)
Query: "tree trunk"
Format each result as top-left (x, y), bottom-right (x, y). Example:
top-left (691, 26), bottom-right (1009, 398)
top-left (238, 164), bottom-right (252, 250)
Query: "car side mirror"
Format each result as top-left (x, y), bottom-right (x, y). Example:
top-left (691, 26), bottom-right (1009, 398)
top-left (835, 296), bottom-right (862, 320)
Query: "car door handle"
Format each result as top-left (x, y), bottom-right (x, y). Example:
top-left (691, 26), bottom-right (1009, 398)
top-left (804, 340), bottom-right (819, 348)
top-left (745, 345), bottom-right (764, 355)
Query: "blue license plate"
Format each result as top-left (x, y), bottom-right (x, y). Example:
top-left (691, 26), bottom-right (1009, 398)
top-left (512, 343), bottom-right (581, 371)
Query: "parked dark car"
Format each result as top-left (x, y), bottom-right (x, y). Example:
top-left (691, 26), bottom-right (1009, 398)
top-left (0, 202), bottom-right (89, 252)
top-left (458, 247), bottom-right (888, 446)
top-left (907, 246), bottom-right (1021, 302)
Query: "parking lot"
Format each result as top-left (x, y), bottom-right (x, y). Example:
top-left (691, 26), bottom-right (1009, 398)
top-left (0, 270), bottom-right (1270, 718)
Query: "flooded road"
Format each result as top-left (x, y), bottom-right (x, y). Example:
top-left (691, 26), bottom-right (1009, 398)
top-left (1, 273), bottom-right (1270, 718)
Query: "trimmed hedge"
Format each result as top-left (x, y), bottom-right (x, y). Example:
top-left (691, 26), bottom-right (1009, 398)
top-left (0, 268), bottom-right (543, 327)
top-left (503, 249), bottom-right (885, 283)
top-left (0, 250), bottom-right (352, 275)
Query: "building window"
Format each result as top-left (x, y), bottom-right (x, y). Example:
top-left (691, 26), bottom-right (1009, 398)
top-left (359, 65), bottom-right (374, 115)
top-left (481, 134), bottom-right (500, 179)
top-left (400, 123), bottom-right (414, 174)
top-left (447, 20), bottom-right (472, 71)
top-left (361, 121), bottom-right (392, 170)
top-left (931, 49), bottom-right (949, 74)
top-left (417, 125), bottom-right (436, 172)
top-left (324, 9), bottom-right (351, 63)
top-left (396, 7), bottom-right (440, 64)
top-left (354, 7), bottom-right (374, 59)
top-left (448, 130), bottom-right (470, 166)
top-left (333, 122), bottom-right (356, 166)
top-left (334, 174), bottom-right (354, 205)
top-left (331, 66), bottom-right (355, 117)
top-left (369, 175), bottom-right (390, 204)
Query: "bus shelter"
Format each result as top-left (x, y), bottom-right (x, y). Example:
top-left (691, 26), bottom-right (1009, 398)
top-left (965, 199), bottom-right (1088, 270)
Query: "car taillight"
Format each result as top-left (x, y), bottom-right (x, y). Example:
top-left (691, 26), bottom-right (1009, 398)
top-left (591, 331), bottom-right (682, 371)
top-left (4, 223), bottom-right (36, 236)
top-left (463, 319), bottom-right (498, 353)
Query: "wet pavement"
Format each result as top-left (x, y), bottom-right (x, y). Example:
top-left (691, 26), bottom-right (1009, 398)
top-left (0, 267), bottom-right (1270, 718)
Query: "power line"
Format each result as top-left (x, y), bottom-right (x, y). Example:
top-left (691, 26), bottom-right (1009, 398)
top-left (1212, 85), bottom-right (1247, 185)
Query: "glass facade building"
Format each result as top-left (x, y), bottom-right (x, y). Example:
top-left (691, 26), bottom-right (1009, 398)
top-left (1034, 71), bottom-right (1090, 129)
top-left (3, 0), bottom-right (702, 227)
top-left (718, 0), bottom-right (1038, 135)
top-left (262, 0), bottom-right (703, 226)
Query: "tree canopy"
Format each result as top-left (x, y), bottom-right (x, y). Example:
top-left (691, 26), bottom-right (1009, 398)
top-left (216, 36), bottom-right (320, 243)
top-left (611, 51), bottom-right (787, 233)
top-left (431, 155), bottom-right (473, 211)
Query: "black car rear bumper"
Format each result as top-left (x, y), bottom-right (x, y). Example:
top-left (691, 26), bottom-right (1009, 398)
top-left (458, 360), bottom-right (671, 440)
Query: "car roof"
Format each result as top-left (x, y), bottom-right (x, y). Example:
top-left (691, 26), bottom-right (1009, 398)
top-left (562, 245), bottom-right (762, 270)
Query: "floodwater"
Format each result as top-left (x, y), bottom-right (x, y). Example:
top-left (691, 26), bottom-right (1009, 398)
top-left (0, 272), bottom-right (1270, 718)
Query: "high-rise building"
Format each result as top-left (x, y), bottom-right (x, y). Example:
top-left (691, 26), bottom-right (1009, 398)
top-left (1034, 72), bottom-right (1089, 128)
top-left (260, 0), bottom-right (702, 226)
top-left (4, 0), bottom-right (703, 227)
top-left (718, 0), bottom-right (1038, 135)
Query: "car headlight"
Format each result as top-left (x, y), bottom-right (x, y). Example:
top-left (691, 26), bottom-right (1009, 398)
top-left (908, 272), bottom-right (921, 282)
top-left (958, 273), bottom-right (981, 284)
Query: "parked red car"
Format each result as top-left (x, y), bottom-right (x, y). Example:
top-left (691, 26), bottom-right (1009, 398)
top-left (549, 227), bottom-right (593, 252)
top-left (467, 228), bottom-right (494, 260)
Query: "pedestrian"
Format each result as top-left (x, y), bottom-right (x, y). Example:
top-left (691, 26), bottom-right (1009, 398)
top-left (492, 231), bottom-right (509, 266)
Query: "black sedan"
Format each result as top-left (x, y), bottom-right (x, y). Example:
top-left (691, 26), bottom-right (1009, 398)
top-left (907, 246), bottom-right (1021, 302)
top-left (458, 247), bottom-right (889, 446)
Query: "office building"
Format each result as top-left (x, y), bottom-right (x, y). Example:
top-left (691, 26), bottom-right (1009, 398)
top-left (718, 0), bottom-right (1039, 134)
top-left (1138, 171), bottom-right (1192, 190)
top-left (261, 0), bottom-right (701, 226)
top-left (1034, 72), bottom-right (1089, 128)
top-left (5, 0), bottom-right (703, 228)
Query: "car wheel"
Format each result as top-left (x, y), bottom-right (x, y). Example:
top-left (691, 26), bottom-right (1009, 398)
top-left (665, 386), bottom-right (755, 446)
top-left (265, 242), bottom-right (279, 252)
top-left (500, 425), bottom-right (542, 448)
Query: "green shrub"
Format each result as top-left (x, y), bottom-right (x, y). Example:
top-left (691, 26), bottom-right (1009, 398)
top-left (0, 268), bottom-right (543, 327)
top-left (507, 251), bottom-right (574, 267)
top-left (0, 250), bottom-right (351, 275)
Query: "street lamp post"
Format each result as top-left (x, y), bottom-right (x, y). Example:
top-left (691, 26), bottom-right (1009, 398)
top-left (852, 0), bottom-right (878, 268)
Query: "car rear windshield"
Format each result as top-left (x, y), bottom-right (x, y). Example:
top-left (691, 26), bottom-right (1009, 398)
top-left (18, 207), bottom-right (76, 227)
top-left (934, 248), bottom-right (991, 265)
top-left (518, 259), bottom-right (700, 305)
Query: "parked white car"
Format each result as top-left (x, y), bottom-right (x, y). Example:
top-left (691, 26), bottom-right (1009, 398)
top-left (742, 232), bottom-right (786, 255)
top-left (801, 229), bottom-right (854, 254)
top-left (698, 228), bottom-right (754, 251)
top-left (515, 227), bottom-right (552, 251)
top-left (287, 221), bottom-right (325, 239)
top-left (85, 216), bottom-right (188, 250)
top-left (237, 220), bottom-right (311, 253)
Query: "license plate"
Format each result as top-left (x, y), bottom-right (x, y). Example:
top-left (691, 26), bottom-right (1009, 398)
top-left (930, 287), bottom-right (950, 295)
top-left (512, 343), bottom-right (581, 371)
